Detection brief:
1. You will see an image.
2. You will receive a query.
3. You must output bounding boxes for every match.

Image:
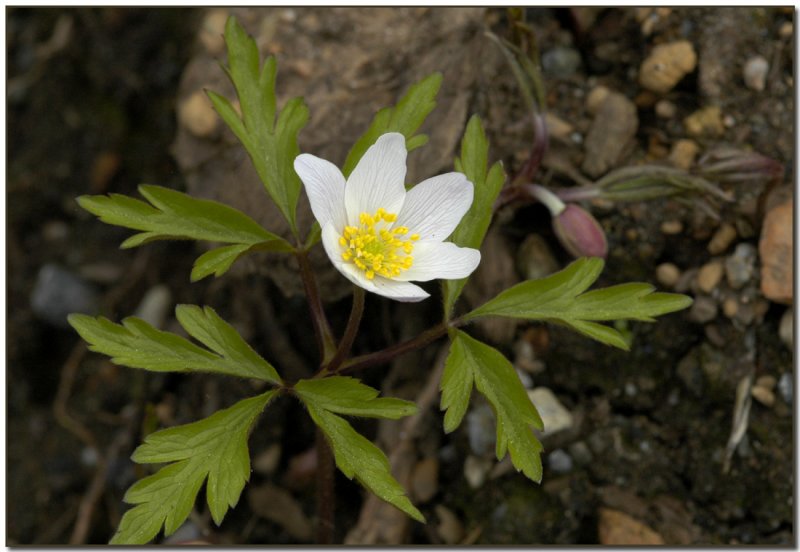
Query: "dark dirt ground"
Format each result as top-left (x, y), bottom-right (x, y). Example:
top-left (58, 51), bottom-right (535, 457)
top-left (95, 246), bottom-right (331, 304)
top-left (6, 7), bottom-right (795, 545)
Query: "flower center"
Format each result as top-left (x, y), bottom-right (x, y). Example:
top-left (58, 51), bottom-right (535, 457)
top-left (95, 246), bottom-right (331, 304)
top-left (339, 208), bottom-right (419, 280)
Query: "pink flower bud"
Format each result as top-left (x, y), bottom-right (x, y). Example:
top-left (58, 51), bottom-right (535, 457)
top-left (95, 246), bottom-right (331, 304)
top-left (552, 204), bottom-right (608, 258)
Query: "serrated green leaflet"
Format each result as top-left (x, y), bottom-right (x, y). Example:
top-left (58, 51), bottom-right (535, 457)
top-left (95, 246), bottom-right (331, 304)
top-left (442, 116), bottom-right (506, 318)
top-left (341, 73), bottom-right (442, 178)
top-left (68, 305), bottom-right (281, 384)
top-left (463, 258), bottom-right (693, 350)
top-left (295, 376), bottom-right (417, 419)
top-left (110, 391), bottom-right (276, 544)
top-left (210, 17), bottom-right (309, 235)
top-left (445, 331), bottom-right (544, 482)
top-left (304, 403), bottom-right (424, 523)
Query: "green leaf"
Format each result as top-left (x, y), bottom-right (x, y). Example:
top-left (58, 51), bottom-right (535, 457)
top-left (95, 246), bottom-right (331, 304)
top-left (442, 116), bottom-right (506, 317)
top-left (191, 244), bottom-right (253, 282)
top-left (446, 331), bottom-right (544, 482)
top-left (211, 16), bottom-right (309, 234)
top-left (464, 258), bottom-right (694, 350)
top-left (304, 403), bottom-right (424, 523)
top-left (295, 376), bottom-right (417, 420)
top-left (342, 73), bottom-right (442, 178)
top-left (68, 306), bottom-right (281, 384)
top-left (110, 391), bottom-right (276, 544)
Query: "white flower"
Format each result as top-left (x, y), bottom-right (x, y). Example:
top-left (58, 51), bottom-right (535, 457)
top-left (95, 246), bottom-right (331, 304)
top-left (294, 132), bottom-right (481, 302)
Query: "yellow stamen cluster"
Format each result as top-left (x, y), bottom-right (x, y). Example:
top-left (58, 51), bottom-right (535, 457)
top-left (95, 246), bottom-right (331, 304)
top-left (339, 208), bottom-right (420, 280)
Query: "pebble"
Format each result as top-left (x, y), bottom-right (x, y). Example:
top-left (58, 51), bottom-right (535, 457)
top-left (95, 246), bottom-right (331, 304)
top-left (90, 151), bottom-right (121, 193)
top-left (684, 106), bottom-right (725, 138)
top-left (777, 373), bottom-right (792, 405)
top-left (696, 261), bottom-right (724, 293)
top-left (547, 449), bottom-right (573, 474)
top-left (568, 441), bottom-right (593, 466)
top-left (688, 296), bottom-right (717, 324)
top-left (411, 457), bottom-right (439, 503)
top-left (178, 90), bottom-right (218, 138)
top-left (544, 112), bottom-right (575, 142)
top-left (724, 243), bottom-right (757, 289)
top-left (779, 21), bottom-right (793, 39)
top-left (435, 505), bottom-right (465, 544)
top-left (722, 297), bottom-right (739, 319)
top-left (42, 220), bottom-right (69, 242)
top-left (656, 263), bottom-right (681, 288)
top-left (466, 403), bottom-right (496, 456)
top-left (198, 9), bottom-right (228, 54)
top-left (756, 375), bottom-right (777, 391)
top-left (779, 308), bottom-right (792, 349)
top-left (528, 387), bottom-right (574, 436)
top-left (707, 223), bottom-right (737, 255)
top-left (79, 261), bottom-right (124, 284)
top-left (463, 455), bottom-right (492, 489)
top-left (598, 507), bottom-right (665, 545)
top-left (639, 40), bottom-right (697, 94)
top-left (514, 338), bottom-right (545, 375)
top-left (743, 55), bottom-right (769, 92)
top-left (31, 264), bottom-right (100, 327)
top-left (516, 234), bottom-right (560, 281)
top-left (654, 99), bottom-right (677, 119)
top-left (759, 197), bottom-right (793, 304)
top-left (582, 91), bottom-right (639, 177)
top-left (660, 220), bottom-right (683, 235)
top-left (668, 139), bottom-right (699, 170)
top-left (751, 385), bottom-right (776, 407)
top-left (134, 285), bottom-right (172, 328)
top-left (541, 46), bottom-right (582, 77)
top-left (253, 443), bottom-right (282, 475)
top-left (586, 85), bottom-right (610, 115)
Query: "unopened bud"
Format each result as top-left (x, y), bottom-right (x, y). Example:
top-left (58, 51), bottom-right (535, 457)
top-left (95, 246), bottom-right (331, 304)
top-left (552, 204), bottom-right (608, 259)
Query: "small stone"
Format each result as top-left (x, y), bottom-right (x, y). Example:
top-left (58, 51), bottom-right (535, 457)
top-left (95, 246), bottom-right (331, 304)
top-left (435, 505), bottom-right (465, 544)
top-left (411, 457), bottom-right (439, 503)
top-left (547, 449), bottom-right (573, 474)
top-left (178, 90), bottom-right (218, 138)
top-left (42, 220), bottom-right (69, 242)
top-left (688, 296), bottom-right (717, 324)
top-left (466, 403), bottom-right (496, 456)
top-left (79, 261), bottom-right (124, 284)
top-left (777, 373), bottom-right (793, 405)
top-left (582, 91), bottom-right (639, 177)
top-left (586, 85), bottom-right (610, 115)
top-left (743, 55), bottom-right (769, 92)
top-left (660, 220), bottom-right (684, 235)
top-left (697, 261), bottom-right (724, 293)
top-left (89, 151), bottom-right (121, 193)
top-left (31, 264), bottom-right (100, 327)
top-left (779, 21), bottom-right (793, 39)
top-left (568, 441), bottom-right (593, 466)
top-left (541, 46), bottom-right (582, 77)
top-left (656, 263), bottom-right (681, 288)
top-left (779, 308), bottom-right (792, 349)
top-left (654, 99), bottom-right (677, 118)
top-left (514, 337), bottom-right (545, 375)
top-left (756, 375), bottom-right (777, 391)
top-left (198, 9), bottom-right (228, 54)
top-left (528, 387), bottom-right (574, 436)
top-left (598, 508), bottom-right (665, 545)
top-left (684, 106), bottom-right (725, 138)
top-left (516, 234), bottom-right (560, 281)
top-left (463, 455), bottom-right (492, 489)
top-left (759, 198), bottom-right (793, 304)
top-left (751, 385), bottom-right (776, 407)
top-left (668, 139), bottom-right (700, 170)
top-left (134, 285), bottom-right (172, 329)
top-left (722, 297), bottom-right (739, 318)
top-left (724, 243), bottom-right (757, 289)
top-left (639, 40), bottom-right (697, 94)
top-left (253, 443), bottom-right (282, 475)
top-left (707, 223), bottom-right (738, 255)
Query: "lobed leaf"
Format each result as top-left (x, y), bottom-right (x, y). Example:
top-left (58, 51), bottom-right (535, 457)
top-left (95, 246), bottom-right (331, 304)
top-left (304, 403), bottom-right (424, 523)
top-left (464, 258), bottom-right (693, 350)
top-left (442, 115), bottom-right (506, 317)
top-left (110, 391), bottom-right (276, 544)
top-left (342, 73), bottom-right (442, 177)
top-left (295, 376), bottom-right (417, 420)
top-left (442, 331), bottom-right (544, 482)
top-left (68, 306), bottom-right (281, 384)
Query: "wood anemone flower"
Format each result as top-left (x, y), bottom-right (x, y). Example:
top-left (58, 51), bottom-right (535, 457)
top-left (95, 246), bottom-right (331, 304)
top-left (294, 133), bottom-right (481, 302)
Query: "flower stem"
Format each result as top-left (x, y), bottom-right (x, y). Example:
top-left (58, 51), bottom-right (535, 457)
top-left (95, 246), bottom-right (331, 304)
top-left (322, 286), bottom-right (365, 377)
top-left (551, 185), bottom-right (601, 203)
top-left (295, 251), bottom-right (336, 362)
top-left (315, 427), bottom-right (335, 544)
top-left (522, 183), bottom-right (566, 215)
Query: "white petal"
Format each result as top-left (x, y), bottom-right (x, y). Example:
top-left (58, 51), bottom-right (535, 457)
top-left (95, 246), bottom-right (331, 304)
top-left (394, 172), bottom-right (473, 243)
top-left (295, 154), bottom-right (347, 229)
top-left (322, 224), bottom-right (429, 301)
top-left (393, 241), bottom-right (481, 282)
top-left (344, 133), bottom-right (407, 225)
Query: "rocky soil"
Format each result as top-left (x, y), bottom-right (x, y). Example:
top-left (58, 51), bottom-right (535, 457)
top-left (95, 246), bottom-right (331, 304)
top-left (7, 7), bottom-right (794, 544)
